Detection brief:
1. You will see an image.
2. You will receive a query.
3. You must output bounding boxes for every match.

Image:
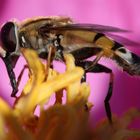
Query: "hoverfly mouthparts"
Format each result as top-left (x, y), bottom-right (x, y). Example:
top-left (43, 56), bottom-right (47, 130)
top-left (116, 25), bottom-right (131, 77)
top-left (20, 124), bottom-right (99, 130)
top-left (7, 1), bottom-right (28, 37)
top-left (1, 21), bottom-right (19, 53)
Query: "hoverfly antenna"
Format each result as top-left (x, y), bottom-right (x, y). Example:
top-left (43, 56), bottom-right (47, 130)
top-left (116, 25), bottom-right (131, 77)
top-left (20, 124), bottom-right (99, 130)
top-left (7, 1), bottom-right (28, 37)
top-left (0, 21), bottom-right (19, 53)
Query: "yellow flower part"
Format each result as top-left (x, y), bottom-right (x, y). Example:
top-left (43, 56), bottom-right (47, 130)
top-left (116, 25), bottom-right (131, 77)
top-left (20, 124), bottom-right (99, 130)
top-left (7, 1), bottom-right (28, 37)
top-left (0, 48), bottom-right (139, 140)
top-left (14, 49), bottom-right (85, 116)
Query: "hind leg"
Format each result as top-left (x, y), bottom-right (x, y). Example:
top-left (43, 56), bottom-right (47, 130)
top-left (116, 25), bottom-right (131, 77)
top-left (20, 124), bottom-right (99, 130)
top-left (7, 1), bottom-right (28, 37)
top-left (76, 61), bottom-right (114, 123)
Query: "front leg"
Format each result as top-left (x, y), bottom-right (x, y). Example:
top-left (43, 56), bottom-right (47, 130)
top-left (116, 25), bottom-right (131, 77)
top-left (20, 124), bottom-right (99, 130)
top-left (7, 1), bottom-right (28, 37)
top-left (2, 55), bottom-right (18, 97)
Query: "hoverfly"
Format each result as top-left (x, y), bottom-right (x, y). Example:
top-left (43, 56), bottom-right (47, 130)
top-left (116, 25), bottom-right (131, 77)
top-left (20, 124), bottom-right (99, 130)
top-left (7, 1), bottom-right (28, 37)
top-left (0, 16), bottom-right (140, 123)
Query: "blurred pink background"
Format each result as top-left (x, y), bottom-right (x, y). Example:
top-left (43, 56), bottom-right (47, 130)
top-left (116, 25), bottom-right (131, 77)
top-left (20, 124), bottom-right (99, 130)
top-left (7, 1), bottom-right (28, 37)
top-left (0, 0), bottom-right (140, 126)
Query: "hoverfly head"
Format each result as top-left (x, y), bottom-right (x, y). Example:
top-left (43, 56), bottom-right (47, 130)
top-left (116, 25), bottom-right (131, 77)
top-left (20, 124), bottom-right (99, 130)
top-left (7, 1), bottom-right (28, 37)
top-left (0, 21), bottom-right (19, 56)
top-left (0, 21), bottom-right (19, 97)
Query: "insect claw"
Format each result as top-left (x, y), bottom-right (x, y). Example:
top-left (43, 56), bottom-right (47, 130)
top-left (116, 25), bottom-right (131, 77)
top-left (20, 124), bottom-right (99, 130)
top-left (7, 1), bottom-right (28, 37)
top-left (10, 75), bottom-right (18, 97)
top-left (11, 88), bottom-right (18, 97)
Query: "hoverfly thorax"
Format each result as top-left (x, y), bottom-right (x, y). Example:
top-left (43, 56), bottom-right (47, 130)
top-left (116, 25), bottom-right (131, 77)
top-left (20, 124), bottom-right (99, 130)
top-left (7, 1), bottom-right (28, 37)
top-left (1, 21), bottom-right (19, 54)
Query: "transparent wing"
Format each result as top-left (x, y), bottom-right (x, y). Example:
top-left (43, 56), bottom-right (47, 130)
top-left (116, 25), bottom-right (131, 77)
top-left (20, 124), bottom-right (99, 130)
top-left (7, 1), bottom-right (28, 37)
top-left (54, 23), bottom-right (129, 32)
top-left (40, 23), bottom-right (129, 33)
top-left (40, 23), bottom-right (140, 47)
top-left (106, 33), bottom-right (140, 47)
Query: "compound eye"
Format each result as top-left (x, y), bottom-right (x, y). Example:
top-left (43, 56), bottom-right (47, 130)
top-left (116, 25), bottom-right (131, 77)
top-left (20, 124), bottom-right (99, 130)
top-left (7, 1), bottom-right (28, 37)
top-left (1, 22), bottom-right (18, 52)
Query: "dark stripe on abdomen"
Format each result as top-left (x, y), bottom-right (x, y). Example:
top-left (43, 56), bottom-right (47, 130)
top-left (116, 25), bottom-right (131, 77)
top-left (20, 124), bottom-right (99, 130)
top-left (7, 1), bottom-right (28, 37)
top-left (112, 41), bottom-right (123, 50)
top-left (93, 33), bottom-right (104, 42)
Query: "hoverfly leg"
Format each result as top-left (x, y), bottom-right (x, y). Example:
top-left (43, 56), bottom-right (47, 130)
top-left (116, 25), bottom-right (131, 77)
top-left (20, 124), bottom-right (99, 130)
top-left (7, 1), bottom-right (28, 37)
top-left (85, 52), bottom-right (103, 71)
top-left (81, 73), bottom-right (86, 82)
top-left (75, 51), bottom-right (103, 83)
top-left (17, 65), bottom-right (29, 87)
top-left (2, 56), bottom-right (18, 97)
top-left (75, 60), bottom-right (87, 82)
top-left (46, 45), bottom-right (55, 79)
top-left (76, 60), bottom-right (114, 123)
top-left (89, 63), bottom-right (114, 124)
top-left (55, 34), bottom-right (65, 61)
top-left (88, 63), bottom-right (114, 124)
top-left (104, 72), bottom-right (114, 124)
top-left (88, 62), bottom-right (114, 124)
